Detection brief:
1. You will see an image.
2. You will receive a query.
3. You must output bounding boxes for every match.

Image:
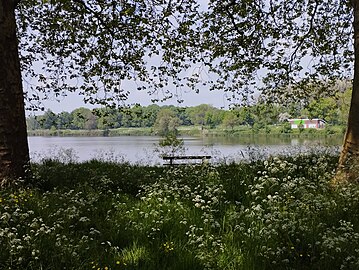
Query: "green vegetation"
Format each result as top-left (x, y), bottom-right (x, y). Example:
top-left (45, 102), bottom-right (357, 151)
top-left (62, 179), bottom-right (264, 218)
top-left (27, 124), bottom-right (346, 138)
top-left (27, 90), bottom-right (351, 137)
top-left (3, 150), bottom-right (359, 269)
top-left (27, 127), bottom-right (154, 137)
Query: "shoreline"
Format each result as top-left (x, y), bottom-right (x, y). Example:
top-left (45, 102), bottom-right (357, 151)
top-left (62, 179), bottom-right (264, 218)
top-left (27, 126), bottom-right (345, 139)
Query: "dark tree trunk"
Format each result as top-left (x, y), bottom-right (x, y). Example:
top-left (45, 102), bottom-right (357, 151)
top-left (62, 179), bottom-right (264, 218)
top-left (0, 0), bottom-right (29, 183)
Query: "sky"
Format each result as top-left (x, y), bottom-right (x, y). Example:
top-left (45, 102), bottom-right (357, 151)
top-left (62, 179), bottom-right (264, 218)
top-left (20, 0), bottom-right (307, 116)
top-left (35, 86), bottom-right (231, 114)
top-left (23, 0), bottom-right (245, 114)
top-left (24, 64), bottom-right (234, 114)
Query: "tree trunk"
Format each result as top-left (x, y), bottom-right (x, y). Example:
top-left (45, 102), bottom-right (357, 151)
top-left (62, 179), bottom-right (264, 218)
top-left (0, 0), bottom-right (30, 183)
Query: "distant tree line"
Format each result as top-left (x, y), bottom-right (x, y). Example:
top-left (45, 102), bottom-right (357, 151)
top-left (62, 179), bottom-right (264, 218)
top-left (27, 89), bottom-right (351, 134)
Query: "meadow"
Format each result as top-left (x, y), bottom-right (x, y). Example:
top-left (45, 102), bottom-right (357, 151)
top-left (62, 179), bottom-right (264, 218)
top-left (1, 149), bottom-right (359, 269)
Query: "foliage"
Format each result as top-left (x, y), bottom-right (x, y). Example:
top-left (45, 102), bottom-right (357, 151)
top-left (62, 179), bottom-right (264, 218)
top-left (18, 0), bottom-right (205, 108)
top-left (185, 104), bottom-right (223, 128)
top-left (4, 150), bottom-right (359, 269)
top-left (4, 0), bottom-right (357, 183)
top-left (27, 89), bottom-right (351, 133)
top-left (201, 1), bottom-right (352, 102)
top-left (14, 0), bottom-right (352, 113)
top-left (222, 111), bottom-right (240, 130)
top-left (280, 122), bottom-right (293, 134)
top-left (71, 107), bottom-right (98, 130)
top-left (153, 108), bottom-right (181, 136)
top-left (155, 134), bottom-right (185, 158)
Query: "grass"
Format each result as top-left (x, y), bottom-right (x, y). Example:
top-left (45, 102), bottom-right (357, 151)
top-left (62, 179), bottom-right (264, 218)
top-left (2, 150), bottom-right (359, 269)
top-left (27, 127), bottom-right (154, 137)
top-left (27, 124), bottom-right (346, 138)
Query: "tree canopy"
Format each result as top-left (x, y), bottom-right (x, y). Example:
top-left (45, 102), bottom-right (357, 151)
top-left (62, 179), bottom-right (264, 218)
top-left (0, 0), bottom-right (357, 181)
top-left (18, 0), bottom-right (353, 109)
top-left (18, 0), bottom-right (204, 108)
top-left (27, 88), bottom-right (352, 132)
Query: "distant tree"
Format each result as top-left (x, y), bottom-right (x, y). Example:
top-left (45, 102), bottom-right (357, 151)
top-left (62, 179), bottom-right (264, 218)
top-left (262, 103), bottom-right (287, 125)
top-left (337, 88), bottom-right (352, 126)
top-left (57, 111), bottom-right (73, 129)
top-left (71, 108), bottom-right (97, 130)
top-left (278, 112), bottom-right (292, 123)
top-left (298, 123), bottom-right (305, 134)
top-left (85, 114), bottom-right (98, 130)
top-left (175, 107), bottom-right (192, 126)
top-left (205, 107), bottom-right (225, 128)
top-left (305, 97), bottom-right (338, 124)
top-left (287, 103), bottom-right (303, 119)
top-left (120, 105), bottom-right (157, 128)
top-left (280, 122), bottom-right (292, 134)
top-left (222, 111), bottom-right (240, 130)
top-left (38, 109), bottom-right (57, 129)
top-left (142, 104), bottom-right (161, 127)
top-left (186, 104), bottom-right (219, 128)
top-left (235, 107), bottom-right (255, 126)
top-left (130, 105), bottom-right (144, 127)
top-left (26, 115), bottom-right (40, 130)
top-left (154, 108), bottom-right (181, 136)
top-left (96, 108), bottom-right (121, 130)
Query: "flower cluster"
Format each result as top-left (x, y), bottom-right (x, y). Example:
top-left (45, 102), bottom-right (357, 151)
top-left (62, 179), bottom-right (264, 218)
top-left (3, 150), bottom-right (359, 269)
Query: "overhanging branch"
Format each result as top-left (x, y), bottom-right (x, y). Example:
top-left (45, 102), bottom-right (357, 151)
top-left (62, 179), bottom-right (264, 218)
top-left (288, 0), bottom-right (319, 76)
top-left (72, 0), bottom-right (115, 37)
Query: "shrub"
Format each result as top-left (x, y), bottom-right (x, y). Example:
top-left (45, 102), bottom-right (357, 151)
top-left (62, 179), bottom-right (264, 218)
top-left (3, 151), bottom-right (359, 269)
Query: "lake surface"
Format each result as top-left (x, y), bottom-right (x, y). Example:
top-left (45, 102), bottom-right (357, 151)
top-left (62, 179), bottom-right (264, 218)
top-left (28, 135), bottom-right (342, 164)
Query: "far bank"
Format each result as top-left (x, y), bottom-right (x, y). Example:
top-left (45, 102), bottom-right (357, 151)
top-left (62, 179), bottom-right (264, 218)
top-left (27, 124), bottom-right (346, 138)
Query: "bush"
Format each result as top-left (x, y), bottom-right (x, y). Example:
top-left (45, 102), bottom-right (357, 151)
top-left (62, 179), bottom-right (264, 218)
top-left (280, 122), bottom-right (292, 133)
top-left (3, 151), bottom-right (359, 269)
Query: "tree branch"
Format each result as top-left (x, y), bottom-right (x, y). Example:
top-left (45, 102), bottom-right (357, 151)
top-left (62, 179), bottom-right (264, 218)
top-left (72, 0), bottom-right (115, 37)
top-left (288, 0), bottom-right (319, 75)
top-left (224, 0), bottom-right (242, 36)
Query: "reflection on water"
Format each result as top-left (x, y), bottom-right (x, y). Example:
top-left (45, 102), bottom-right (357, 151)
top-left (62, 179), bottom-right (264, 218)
top-left (28, 135), bottom-right (342, 164)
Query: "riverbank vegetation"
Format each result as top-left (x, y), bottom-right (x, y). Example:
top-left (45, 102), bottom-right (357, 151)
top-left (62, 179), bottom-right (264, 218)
top-left (3, 150), bottom-right (359, 269)
top-left (27, 89), bottom-right (351, 137)
top-left (27, 123), bottom-right (346, 138)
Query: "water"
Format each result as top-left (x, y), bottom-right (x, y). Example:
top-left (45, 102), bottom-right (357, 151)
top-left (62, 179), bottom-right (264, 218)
top-left (28, 135), bottom-right (342, 164)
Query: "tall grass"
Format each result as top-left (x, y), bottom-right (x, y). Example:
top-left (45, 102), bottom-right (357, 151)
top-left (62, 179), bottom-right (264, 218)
top-left (2, 151), bottom-right (359, 269)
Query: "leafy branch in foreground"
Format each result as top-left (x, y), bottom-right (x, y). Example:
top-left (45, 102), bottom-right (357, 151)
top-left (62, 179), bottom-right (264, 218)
top-left (0, 0), bottom-right (358, 182)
